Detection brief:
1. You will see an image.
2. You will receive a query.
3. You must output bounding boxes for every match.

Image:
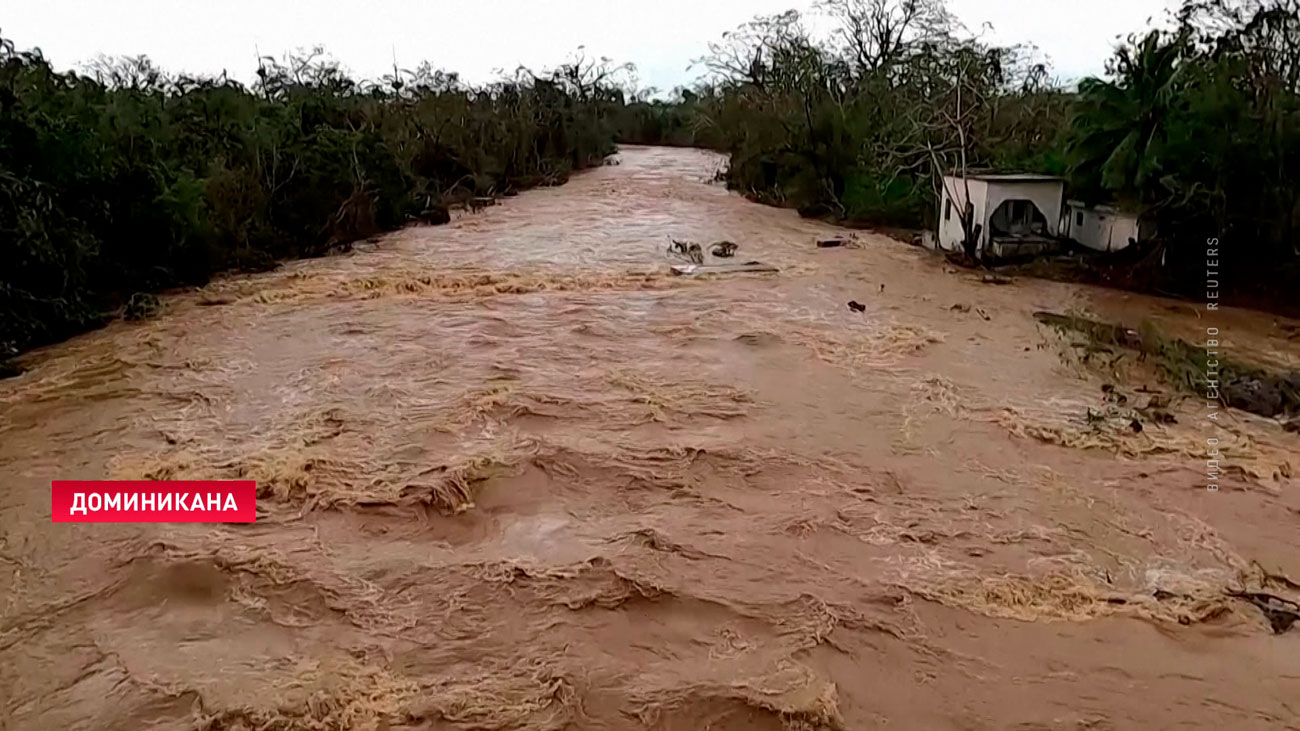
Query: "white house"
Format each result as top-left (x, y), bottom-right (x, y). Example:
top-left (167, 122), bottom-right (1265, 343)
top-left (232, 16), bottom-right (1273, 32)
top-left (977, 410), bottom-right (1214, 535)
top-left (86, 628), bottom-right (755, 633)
top-left (935, 173), bottom-right (1066, 259)
top-left (1061, 200), bottom-right (1140, 252)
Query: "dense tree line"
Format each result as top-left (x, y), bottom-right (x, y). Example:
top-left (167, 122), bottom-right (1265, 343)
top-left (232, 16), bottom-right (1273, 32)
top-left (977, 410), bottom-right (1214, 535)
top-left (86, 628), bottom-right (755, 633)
top-left (627, 0), bottom-right (1300, 299)
top-left (4, 1), bottom-right (1298, 360)
top-left (1070, 0), bottom-right (1300, 290)
top-left (1, 39), bottom-right (624, 356)
top-left (623, 2), bottom-right (1069, 228)
top-left (611, 89), bottom-right (727, 148)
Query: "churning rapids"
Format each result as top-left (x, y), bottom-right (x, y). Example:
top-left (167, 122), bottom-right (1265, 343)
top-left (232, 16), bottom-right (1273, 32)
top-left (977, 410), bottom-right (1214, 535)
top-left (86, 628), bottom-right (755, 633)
top-left (2, 146), bottom-right (1299, 730)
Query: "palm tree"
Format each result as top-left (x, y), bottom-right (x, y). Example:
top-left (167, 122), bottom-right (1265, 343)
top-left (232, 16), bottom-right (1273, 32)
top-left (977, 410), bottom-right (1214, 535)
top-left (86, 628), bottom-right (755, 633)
top-left (1067, 31), bottom-right (1189, 210)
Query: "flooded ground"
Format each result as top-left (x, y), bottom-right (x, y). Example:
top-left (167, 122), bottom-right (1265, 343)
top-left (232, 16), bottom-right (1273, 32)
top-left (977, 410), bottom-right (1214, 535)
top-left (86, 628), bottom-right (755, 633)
top-left (2, 146), bottom-right (1298, 730)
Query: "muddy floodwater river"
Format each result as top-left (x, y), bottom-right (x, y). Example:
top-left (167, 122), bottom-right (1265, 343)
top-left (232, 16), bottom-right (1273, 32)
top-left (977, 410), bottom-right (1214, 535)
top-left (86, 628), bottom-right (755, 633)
top-left (2, 146), bottom-right (1299, 730)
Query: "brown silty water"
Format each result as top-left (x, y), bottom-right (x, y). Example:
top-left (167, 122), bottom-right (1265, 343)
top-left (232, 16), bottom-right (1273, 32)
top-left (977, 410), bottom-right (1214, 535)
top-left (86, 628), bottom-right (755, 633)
top-left (2, 146), bottom-right (1298, 730)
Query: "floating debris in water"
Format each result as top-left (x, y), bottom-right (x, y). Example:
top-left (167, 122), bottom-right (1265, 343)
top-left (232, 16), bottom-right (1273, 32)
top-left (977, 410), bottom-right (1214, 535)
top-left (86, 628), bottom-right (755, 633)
top-left (710, 241), bottom-right (738, 258)
top-left (670, 261), bottom-right (778, 277)
top-left (815, 233), bottom-right (860, 248)
top-left (667, 238), bottom-right (704, 264)
top-left (1230, 591), bottom-right (1300, 634)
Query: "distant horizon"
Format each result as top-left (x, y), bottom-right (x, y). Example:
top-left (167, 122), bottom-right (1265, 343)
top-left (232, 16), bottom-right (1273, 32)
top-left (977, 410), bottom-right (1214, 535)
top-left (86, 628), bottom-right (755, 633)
top-left (7, 0), bottom-right (1178, 93)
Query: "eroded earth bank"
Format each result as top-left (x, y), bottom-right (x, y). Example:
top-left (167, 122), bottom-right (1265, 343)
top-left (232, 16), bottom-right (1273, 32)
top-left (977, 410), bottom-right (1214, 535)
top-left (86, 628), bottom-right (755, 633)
top-left (2, 146), bottom-right (1298, 730)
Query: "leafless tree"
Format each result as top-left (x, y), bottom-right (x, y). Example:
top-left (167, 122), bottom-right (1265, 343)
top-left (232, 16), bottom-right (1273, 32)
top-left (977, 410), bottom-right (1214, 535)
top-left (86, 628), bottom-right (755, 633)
top-left (893, 45), bottom-right (1004, 260)
top-left (550, 47), bottom-right (635, 101)
top-left (83, 54), bottom-right (167, 90)
top-left (818, 0), bottom-right (956, 78)
top-left (697, 10), bottom-right (806, 93)
top-left (1183, 0), bottom-right (1300, 92)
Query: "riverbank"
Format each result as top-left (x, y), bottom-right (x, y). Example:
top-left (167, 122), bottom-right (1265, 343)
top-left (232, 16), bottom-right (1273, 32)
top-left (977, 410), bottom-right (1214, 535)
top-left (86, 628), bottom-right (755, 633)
top-left (3, 146), bottom-right (1296, 730)
top-left (0, 35), bottom-right (620, 361)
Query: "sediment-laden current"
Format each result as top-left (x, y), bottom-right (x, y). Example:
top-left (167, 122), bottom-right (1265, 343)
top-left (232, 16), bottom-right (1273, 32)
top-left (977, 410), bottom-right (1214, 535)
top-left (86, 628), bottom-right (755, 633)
top-left (2, 146), bottom-right (1298, 730)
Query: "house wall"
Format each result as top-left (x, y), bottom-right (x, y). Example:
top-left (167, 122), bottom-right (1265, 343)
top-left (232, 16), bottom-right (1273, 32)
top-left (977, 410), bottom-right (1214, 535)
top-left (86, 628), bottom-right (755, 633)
top-left (1063, 204), bottom-right (1138, 252)
top-left (1107, 215), bottom-right (1139, 251)
top-left (983, 181), bottom-right (1064, 244)
top-left (937, 177), bottom-right (988, 252)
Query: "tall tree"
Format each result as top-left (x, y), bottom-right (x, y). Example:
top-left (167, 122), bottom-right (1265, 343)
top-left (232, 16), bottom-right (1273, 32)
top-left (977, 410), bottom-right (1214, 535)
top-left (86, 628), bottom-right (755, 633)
top-left (1067, 31), bottom-right (1189, 211)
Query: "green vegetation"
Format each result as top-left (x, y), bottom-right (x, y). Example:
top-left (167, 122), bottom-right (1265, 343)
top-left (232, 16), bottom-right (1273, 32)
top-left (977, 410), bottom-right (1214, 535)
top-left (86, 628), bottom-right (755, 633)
top-left (627, 0), bottom-right (1300, 298)
top-left (1, 39), bottom-right (624, 355)
top-left (1068, 0), bottom-right (1300, 290)
top-left (4, 0), bottom-right (1299, 357)
top-left (612, 89), bottom-right (727, 149)
top-left (622, 2), bottom-right (1070, 230)
top-left (1035, 310), bottom-right (1300, 418)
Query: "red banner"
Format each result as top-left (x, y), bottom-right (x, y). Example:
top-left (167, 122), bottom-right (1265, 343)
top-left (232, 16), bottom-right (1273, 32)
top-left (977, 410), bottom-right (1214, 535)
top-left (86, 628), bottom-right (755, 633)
top-left (51, 481), bottom-right (257, 523)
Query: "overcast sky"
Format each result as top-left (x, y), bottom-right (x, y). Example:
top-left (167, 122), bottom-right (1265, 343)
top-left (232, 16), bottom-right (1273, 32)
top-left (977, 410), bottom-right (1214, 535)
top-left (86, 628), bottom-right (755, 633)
top-left (7, 0), bottom-right (1178, 90)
